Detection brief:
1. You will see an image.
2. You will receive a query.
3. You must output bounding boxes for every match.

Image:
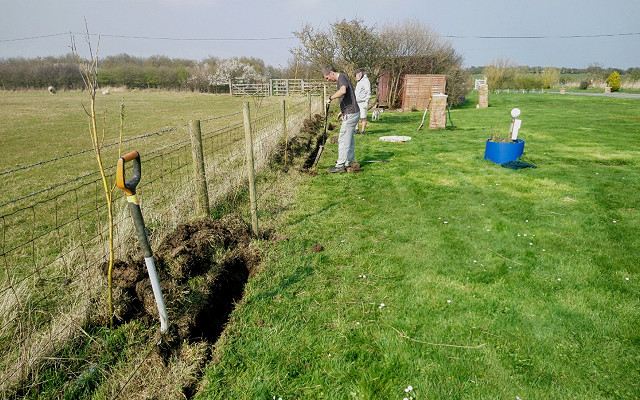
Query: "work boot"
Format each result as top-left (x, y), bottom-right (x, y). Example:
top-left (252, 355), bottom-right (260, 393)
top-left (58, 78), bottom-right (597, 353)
top-left (328, 165), bottom-right (346, 173)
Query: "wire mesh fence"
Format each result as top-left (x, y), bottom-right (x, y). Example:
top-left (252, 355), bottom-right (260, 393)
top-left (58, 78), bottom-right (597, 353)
top-left (0, 94), bottom-right (322, 395)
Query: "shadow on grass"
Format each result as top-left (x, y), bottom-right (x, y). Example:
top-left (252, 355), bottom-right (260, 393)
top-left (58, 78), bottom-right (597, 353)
top-left (360, 151), bottom-right (395, 164)
top-left (290, 200), bottom-right (341, 227)
top-left (247, 264), bottom-right (315, 303)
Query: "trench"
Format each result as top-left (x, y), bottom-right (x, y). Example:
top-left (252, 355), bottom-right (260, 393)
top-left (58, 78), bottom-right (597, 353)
top-left (107, 213), bottom-right (260, 399)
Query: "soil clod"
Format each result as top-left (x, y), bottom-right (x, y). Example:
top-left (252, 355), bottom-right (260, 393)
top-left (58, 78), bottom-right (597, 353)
top-left (347, 162), bottom-right (364, 173)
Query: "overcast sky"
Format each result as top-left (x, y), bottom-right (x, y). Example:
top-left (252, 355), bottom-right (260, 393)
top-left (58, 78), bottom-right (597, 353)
top-left (1, 0), bottom-right (639, 70)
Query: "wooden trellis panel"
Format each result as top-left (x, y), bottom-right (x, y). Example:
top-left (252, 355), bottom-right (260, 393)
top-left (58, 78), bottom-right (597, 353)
top-left (401, 74), bottom-right (447, 111)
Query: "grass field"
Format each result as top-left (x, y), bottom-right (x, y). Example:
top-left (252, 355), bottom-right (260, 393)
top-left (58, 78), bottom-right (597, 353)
top-left (2, 89), bottom-right (640, 398)
top-left (0, 90), bottom-right (284, 207)
top-left (197, 92), bottom-right (640, 399)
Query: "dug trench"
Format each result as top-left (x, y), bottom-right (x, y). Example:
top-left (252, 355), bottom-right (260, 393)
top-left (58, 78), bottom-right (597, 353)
top-left (96, 112), bottom-right (337, 397)
top-left (269, 110), bottom-right (336, 171)
top-left (101, 213), bottom-right (264, 398)
top-left (294, 111), bottom-right (362, 173)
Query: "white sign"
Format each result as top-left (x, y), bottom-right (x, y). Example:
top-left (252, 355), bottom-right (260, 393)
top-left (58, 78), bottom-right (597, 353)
top-left (511, 119), bottom-right (522, 140)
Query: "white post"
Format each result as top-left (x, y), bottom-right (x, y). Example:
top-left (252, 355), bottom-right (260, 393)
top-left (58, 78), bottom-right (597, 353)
top-left (510, 108), bottom-right (522, 140)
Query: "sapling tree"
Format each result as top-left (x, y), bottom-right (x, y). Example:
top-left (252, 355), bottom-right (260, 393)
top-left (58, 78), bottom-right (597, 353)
top-left (71, 23), bottom-right (123, 328)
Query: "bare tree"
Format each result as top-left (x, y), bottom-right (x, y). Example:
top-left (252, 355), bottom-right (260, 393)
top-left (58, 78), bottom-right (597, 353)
top-left (292, 19), bottom-right (381, 78)
top-left (292, 18), bottom-right (469, 108)
top-left (378, 20), bottom-right (468, 107)
top-left (292, 23), bottom-right (338, 70)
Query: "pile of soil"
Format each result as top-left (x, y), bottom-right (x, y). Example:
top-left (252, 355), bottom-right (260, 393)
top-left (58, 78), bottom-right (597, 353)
top-left (269, 112), bottom-right (337, 171)
top-left (103, 213), bottom-right (260, 348)
top-left (347, 162), bottom-right (364, 173)
top-left (93, 214), bottom-right (265, 398)
top-left (271, 113), bottom-right (324, 167)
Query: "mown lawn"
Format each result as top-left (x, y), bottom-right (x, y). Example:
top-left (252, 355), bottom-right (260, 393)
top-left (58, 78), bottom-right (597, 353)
top-left (198, 92), bottom-right (640, 399)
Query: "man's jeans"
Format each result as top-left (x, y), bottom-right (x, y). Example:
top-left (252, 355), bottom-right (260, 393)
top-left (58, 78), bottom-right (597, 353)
top-left (336, 112), bottom-right (358, 167)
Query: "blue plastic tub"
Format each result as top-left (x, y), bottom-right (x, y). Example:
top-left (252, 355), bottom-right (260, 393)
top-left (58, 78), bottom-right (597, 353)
top-left (484, 139), bottom-right (525, 164)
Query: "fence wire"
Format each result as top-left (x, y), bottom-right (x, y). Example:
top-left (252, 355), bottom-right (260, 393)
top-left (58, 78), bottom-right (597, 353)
top-left (0, 95), bottom-right (322, 396)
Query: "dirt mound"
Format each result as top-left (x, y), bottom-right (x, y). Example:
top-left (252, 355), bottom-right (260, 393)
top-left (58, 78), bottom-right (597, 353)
top-left (269, 112), bottom-right (337, 171)
top-left (103, 213), bottom-right (259, 346)
top-left (347, 162), bottom-right (364, 173)
top-left (92, 214), bottom-right (267, 398)
top-left (104, 260), bottom-right (143, 289)
top-left (155, 214), bottom-right (254, 282)
top-left (271, 113), bottom-right (325, 167)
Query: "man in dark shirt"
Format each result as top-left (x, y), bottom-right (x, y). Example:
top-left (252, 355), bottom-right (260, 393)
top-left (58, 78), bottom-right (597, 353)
top-left (323, 66), bottom-right (360, 173)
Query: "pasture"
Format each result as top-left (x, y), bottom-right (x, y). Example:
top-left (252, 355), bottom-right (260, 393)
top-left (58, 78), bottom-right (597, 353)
top-left (0, 90), bottom-right (280, 206)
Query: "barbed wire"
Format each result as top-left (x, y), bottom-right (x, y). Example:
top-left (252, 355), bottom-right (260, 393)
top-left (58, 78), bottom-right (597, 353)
top-left (0, 169), bottom-right (102, 209)
top-left (1, 104), bottom-right (287, 181)
top-left (200, 110), bottom-right (243, 123)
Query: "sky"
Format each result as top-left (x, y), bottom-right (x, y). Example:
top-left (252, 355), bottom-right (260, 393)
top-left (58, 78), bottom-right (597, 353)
top-left (1, 0), bottom-right (639, 70)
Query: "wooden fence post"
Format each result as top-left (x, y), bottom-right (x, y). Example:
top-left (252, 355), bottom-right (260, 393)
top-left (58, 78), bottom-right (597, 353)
top-left (308, 92), bottom-right (312, 119)
top-left (281, 99), bottom-right (288, 165)
top-left (242, 102), bottom-right (259, 237)
top-left (189, 119), bottom-right (210, 218)
top-left (323, 85), bottom-right (327, 118)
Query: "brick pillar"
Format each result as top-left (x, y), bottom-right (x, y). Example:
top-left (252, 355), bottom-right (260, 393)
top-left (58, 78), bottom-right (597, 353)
top-left (429, 93), bottom-right (448, 129)
top-left (478, 84), bottom-right (489, 108)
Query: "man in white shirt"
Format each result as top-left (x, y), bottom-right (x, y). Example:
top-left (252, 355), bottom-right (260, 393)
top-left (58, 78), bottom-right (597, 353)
top-left (354, 69), bottom-right (371, 134)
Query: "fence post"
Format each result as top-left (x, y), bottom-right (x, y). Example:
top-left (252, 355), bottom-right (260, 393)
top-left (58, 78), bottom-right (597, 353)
top-left (189, 120), bottom-right (210, 218)
top-left (281, 99), bottom-right (288, 165)
top-left (242, 102), bottom-right (259, 237)
top-left (323, 85), bottom-right (327, 118)
top-left (308, 92), bottom-right (312, 119)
